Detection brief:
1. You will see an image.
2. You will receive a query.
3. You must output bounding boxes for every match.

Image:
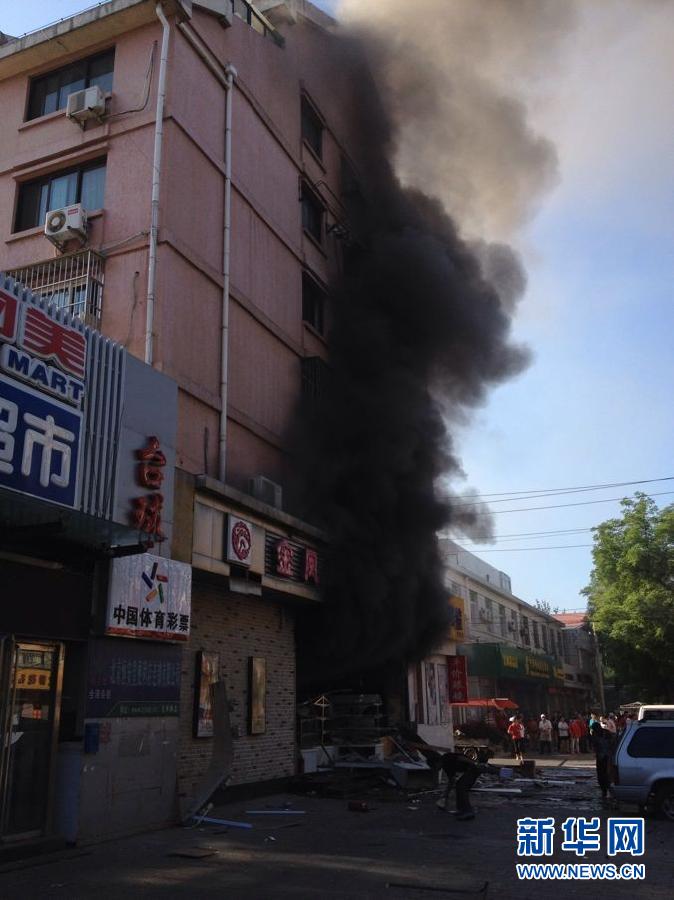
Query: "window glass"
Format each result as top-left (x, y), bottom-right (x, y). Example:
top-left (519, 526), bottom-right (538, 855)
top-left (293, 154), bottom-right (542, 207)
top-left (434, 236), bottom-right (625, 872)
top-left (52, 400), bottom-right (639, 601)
top-left (15, 159), bottom-right (106, 231)
top-left (302, 273), bottom-right (325, 334)
top-left (81, 163), bottom-right (106, 210)
top-left (88, 51), bottom-right (115, 93)
top-left (627, 726), bottom-right (674, 758)
top-left (27, 50), bottom-right (114, 120)
top-left (15, 182), bottom-right (45, 232)
top-left (302, 185), bottom-right (323, 242)
top-left (48, 171), bottom-right (78, 210)
top-left (301, 97), bottom-right (323, 158)
top-left (58, 60), bottom-right (86, 108)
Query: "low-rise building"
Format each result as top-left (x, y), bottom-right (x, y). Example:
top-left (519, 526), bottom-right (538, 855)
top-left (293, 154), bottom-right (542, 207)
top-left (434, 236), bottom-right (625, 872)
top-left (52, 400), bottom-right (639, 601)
top-left (553, 612), bottom-right (604, 713)
top-left (440, 540), bottom-right (566, 718)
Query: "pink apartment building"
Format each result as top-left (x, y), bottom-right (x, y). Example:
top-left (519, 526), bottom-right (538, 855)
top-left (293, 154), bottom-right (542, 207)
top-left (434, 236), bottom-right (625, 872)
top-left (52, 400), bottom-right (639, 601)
top-left (0, 0), bottom-right (355, 846)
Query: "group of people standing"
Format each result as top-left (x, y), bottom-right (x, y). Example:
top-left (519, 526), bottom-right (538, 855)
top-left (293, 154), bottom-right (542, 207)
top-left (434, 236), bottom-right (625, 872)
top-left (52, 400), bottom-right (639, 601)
top-left (506, 710), bottom-right (628, 759)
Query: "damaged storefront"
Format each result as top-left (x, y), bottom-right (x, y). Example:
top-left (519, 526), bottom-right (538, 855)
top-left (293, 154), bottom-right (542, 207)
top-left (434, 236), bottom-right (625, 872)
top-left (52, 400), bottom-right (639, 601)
top-left (177, 481), bottom-right (323, 815)
top-left (406, 594), bottom-right (467, 749)
top-left (0, 276), bottom-right (183, 853)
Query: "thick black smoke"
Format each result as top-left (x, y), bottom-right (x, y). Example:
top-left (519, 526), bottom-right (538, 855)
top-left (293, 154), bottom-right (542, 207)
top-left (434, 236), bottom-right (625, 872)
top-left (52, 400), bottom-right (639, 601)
top-left (294, 39), bottom-right (529, 682)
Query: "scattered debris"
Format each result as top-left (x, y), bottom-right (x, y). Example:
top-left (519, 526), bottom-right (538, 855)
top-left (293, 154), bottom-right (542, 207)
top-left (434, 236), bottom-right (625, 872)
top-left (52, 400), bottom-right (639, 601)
top-left (387, 879), bottom-right (489, 895)
top-left (168, 848), bottom-right (217, 859)
top-left (348, 800), bottom-right (370, 812)
top-left (264, 821), bottom-right (304, 831)
top-left (473, 788), bottom-right (522, 795)
top-left (190, 816), bottom-right (252, 829)
top-left (244, 810), bottom-right (306, 815)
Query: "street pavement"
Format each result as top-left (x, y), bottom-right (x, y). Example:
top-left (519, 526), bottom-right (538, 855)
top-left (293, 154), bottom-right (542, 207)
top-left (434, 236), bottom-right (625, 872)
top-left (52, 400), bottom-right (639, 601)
top-left (0, 756), bottom-right (671, 899)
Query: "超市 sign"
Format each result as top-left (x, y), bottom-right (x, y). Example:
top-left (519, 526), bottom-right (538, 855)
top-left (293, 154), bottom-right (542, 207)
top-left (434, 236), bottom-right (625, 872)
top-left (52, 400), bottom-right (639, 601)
top-left (0, 287), bottom-right (87, 508)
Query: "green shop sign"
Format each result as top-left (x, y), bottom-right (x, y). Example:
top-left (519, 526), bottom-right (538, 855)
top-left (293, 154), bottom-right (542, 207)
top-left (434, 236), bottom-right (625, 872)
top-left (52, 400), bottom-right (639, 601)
top-left (460, 643), bottom-right (563, 684)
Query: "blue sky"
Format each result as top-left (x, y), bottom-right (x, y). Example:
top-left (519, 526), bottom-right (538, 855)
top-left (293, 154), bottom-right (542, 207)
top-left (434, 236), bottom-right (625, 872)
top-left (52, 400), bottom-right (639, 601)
top-left (7, 1), bottom-right (672, 611)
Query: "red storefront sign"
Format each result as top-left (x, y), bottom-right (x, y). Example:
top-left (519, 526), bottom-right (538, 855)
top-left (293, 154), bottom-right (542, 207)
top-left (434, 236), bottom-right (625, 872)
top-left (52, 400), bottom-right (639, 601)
top-left (448, 655), bottom-right (468, 703)
top-left (131, 435), bottom-right (167, 544)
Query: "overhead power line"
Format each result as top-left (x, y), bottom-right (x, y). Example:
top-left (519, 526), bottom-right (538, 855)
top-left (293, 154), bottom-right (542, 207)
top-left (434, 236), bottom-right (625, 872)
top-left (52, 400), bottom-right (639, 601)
top-left (454, 476), bottom-right (674, 501)
top-left (452, 476), bottom-right (674, 506)
top-left (485, 490), bottom-right (674, 515)
top-left (460, 528), bottom-right (594, 546)
top-left (471, 544), bottom-right (593, 552)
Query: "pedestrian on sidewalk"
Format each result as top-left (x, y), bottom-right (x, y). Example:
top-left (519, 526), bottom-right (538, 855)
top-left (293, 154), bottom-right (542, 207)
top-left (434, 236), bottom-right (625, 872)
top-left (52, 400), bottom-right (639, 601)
top-left (508, 714), bottom-right (525, 762)
top-left (538, 714), bottom-right (553, 754)
top-left (526, 715), bottom-right (538, 753)
top-left (568, 716), bottom-right (581, 754)
top-left (557, 716), bottom-right (570, 753)
top-left (578, 714), bottom-right (589, 753)
top-left (590, 720), bottom-right (613, 801)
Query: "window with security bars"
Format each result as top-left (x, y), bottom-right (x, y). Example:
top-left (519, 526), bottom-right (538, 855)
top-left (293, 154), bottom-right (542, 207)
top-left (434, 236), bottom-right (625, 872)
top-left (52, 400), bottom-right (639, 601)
top-left (6, 249), bottom-right (104, 326)
top-left (301, 356), bottom-right (329, 403)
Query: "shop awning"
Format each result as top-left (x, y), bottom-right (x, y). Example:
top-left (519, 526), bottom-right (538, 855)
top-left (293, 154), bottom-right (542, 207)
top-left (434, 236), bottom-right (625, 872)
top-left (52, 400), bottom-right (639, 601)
top-left (0, 486), bottom-right (146, 556)
top-left (450, 697), bottom-right (518, 709)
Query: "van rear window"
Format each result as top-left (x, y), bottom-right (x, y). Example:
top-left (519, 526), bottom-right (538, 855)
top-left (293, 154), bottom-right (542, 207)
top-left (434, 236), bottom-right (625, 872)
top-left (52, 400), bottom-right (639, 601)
top-left (627, 726), bottom-right (674, 759)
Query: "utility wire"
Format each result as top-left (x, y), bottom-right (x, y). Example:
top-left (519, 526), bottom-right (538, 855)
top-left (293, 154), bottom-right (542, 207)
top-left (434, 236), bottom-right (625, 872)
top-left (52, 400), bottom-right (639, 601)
top-left (470, 544), bottom-right (593, 552)
top-left (456, 526), bottom-right (593, 542)
top-left (451, 476), bottom-right (674, 506)
top-left (454, 475), bottom-right (673, 501)
top-left (484, 490), bottom-right (674, 515)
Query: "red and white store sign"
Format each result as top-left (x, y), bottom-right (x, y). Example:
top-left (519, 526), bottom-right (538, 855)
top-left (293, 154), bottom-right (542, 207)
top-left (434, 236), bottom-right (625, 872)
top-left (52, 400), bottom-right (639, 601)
top-left (226, 515), bottom-right (254, 566)
top-left (448, 655), bottom-right (468, 703)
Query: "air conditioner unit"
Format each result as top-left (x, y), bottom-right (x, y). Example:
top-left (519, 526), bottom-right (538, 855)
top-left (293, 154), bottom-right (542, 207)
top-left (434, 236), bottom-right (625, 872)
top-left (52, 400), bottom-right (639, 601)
top-left (66, 85), bottom-right (106, 125)
top-left (45, 204), bottom-right (88, 247)
top-left (248, 475), bottom-right (283, 509)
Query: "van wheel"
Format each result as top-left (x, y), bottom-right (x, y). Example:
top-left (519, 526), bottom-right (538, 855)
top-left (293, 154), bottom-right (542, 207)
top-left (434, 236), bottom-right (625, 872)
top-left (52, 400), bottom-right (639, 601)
top-left (655, 783), bottom-right (674, 821)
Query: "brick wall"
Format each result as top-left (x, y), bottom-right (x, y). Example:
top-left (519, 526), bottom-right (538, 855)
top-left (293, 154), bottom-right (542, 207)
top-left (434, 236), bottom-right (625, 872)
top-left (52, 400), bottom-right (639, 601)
top-left (177, 581), bottom-right (296, 799)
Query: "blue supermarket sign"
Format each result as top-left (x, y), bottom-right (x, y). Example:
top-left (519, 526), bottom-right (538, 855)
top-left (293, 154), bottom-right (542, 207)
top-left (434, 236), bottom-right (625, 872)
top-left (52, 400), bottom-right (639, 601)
top-left (0, 374), bottom-right (82, 508)
top-left (0, 287), bottom-right (87, 509)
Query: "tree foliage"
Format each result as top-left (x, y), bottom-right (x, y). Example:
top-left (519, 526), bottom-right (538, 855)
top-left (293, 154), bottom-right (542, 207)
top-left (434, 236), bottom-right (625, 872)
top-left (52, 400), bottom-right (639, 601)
top-left (534, 599), bottom-right (559, 616)
top-left (584, 493), bottom-right (674, 700)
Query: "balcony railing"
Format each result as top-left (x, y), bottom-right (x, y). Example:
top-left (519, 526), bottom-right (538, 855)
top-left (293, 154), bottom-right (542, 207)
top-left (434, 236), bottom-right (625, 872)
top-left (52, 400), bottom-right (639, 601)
top-left (5, 249), bottom-right (104, 328)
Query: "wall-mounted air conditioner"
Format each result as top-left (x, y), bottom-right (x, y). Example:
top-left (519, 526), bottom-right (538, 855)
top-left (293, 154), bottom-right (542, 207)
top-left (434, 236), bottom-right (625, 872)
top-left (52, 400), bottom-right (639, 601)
top-left (45, 204), bottom-right (88, 248)
top-left (248, 475), bottom-right (283, 509)
top-left (66, 85), bottom-right (106, 125)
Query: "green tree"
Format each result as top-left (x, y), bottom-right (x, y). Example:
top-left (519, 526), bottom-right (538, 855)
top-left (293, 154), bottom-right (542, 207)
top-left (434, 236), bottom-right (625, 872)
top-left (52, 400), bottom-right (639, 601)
top-left (584, 493), bottom-right (674, 700)
top-left (534, 599), bottom-right (560, 616)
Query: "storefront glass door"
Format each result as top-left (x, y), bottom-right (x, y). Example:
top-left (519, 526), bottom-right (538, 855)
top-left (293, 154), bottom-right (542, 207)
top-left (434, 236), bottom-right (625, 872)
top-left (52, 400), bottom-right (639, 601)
top-left (0, 638), bottom-right (63, 840)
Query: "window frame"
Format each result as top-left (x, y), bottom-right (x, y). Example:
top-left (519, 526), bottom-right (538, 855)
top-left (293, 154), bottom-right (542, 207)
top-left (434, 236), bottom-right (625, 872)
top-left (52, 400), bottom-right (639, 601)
top-left (301, 181), bottom-right (325, 245)
top-left (301, 93), bottom-right (324, 161)
top-left (14, 157), bottom-right (107, 234)
top-left (26, 48), bottom-right (115, 122)
top-left (301, 271), bottom-right (327, 336)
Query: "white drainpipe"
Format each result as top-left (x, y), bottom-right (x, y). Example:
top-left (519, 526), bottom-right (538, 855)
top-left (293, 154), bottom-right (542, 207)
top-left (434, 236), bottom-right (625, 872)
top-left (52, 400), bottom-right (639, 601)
top-left (219, 63), bottom-right (236, 483)
top-left (173, 23), bottom-right (236, 482)
top-left (145, 3), bottom-right (171, 366)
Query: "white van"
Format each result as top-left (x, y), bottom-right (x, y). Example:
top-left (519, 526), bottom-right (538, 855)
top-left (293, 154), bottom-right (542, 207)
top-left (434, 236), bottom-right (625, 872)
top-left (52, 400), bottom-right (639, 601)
top-left (637, 705), bottom-right (674, 721)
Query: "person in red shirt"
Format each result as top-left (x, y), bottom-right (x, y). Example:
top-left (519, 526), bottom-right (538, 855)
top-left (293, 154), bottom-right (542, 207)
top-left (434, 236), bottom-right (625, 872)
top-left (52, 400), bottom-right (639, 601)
top-left (508, 714), bottom-right (525, 762)
top-left (568, 716), bottom-right (582, 754)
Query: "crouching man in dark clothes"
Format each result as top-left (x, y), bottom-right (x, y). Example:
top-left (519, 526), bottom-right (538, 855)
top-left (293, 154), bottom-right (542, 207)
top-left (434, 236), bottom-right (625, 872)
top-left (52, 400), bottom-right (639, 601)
top-left (437, 750), bottom-right (486, 820)
top-left (399, 727), bottom-right (490, 821)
